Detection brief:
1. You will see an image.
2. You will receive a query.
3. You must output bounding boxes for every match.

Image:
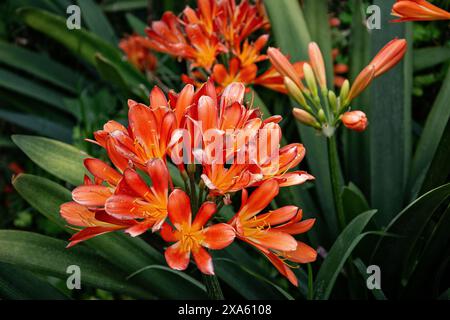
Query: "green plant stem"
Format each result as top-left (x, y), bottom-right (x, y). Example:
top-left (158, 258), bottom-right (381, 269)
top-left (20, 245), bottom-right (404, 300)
top-left (307, 263), bottom-right (314, 300)
top-left (202, 273), bottom-right (224, 300)
top-left (327, 135), bottom-right (346, 230)
top-left (188, 170), bottom-right (198, 212)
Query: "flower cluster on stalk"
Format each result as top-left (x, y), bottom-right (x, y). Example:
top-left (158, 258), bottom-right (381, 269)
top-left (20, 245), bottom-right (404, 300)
top-left (60, 81), bottom-right (316, 286)
top-left (119, 0), bottom-right (304, 93)
top-left (268, 39), bottom-right (407, 136)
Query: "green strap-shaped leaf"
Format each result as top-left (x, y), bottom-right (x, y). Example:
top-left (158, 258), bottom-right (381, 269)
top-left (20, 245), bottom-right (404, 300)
top-left (0, 111), bottom-right (72, 142)
top-left (0, 41), bottom-right (83, 93)
top-left (17, 7), bottom-right (150, 100)
top-left (0, 68), bottom-right (69, 113)
top-left (414, 47), bottom-right (450, 71)
top-left (125, 13), bottom-right (147, 36)
top-left (0, 230), bottom-right (154, 299)
top-left (371, 183), bottom-right (450, 297)
top-left (343, 0), bottom-right (371, 193)
top-left (314, 210), bottom-right (377, 299)
top-left (12, 135), bottom-right (89, 186)
top-left (101, 0), bottom-right (148, 12)
top-left (369, 0), bottom-right (413, 227)
top-left (0, 262), bottom-right (69, 300)
top-left (401, 203), bottom-right (450, 298)
top-left (76, 0), bottom-right (117, 44)
top-left (341, 183), bottom-right (371, 225)
top-left (409, 66), bottom-right (450, 200)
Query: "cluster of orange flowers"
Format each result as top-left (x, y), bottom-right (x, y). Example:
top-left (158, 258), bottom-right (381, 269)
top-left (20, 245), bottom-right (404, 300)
top-left (60, 81), bottom-right (316, 286)
top-left (119, 0), bottom-right (303, 93)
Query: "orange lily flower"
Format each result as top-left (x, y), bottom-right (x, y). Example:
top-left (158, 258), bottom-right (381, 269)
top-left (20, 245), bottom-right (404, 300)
top-left (105, 158), bottom-right (170, 236)
top-left (144, 12), bottom-right (194, 60)
top-left (161, 189), bottom-right (235, 274)
top-left (252, 143), bottom-right (315, 187)
top-left (91, 86), bottom-right (177, 170)
top-left (185, 24), bottom-right (228, 71)
top-left (60, 202), bottom-right (136, 247)
top-left (119, 34), bottom-right (157, 72)
top-left (182, 0), bottom-right (218, 36)
top-left (216, 0), bottom-right (270, 49)
top-left (341, 110), bottom-right (368, 132)
top-left (212, 58), bottom-right (257, 89)
top-left (392, 0), bottom-right (450, 22)
top-left (71, 158), bottom-right (121, 209)
top-left (229, 180), bottom-right (317, 286)
top-left (234, 34), bottom-right (269, 67)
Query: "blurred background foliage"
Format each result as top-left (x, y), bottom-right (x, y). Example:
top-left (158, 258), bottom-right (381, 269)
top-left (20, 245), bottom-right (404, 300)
top-left (0, 0), bottom-right (449, 300)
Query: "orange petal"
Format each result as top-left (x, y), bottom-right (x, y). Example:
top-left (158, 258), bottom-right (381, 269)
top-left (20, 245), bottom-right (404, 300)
top-left (202, 223), bottom-right (235, 249)
top-left (60, 201), bottom-right (95, 227)
top-left (277, 171), bottom-right (315, 187)
top-left (125, 220), bottom-right (155, 237)
top-left (165, 242), bottom-right (190, 271)
top-left (105, 195), bottom-right (149, 219)
top-left (239, 180), bottom-right (279, 221)
top-left (264, 251), bottom-right (298, 287)
top-left (128, 103), bottom-right (158, 157)
top-left (198, 95), bottom-right (218, 132)
top-left (175, 84), bottom-right (195, 125)
top-left (160, 222), bottom-right (179, 242)
top-left (276, 218), bottom-right (316, 235)
top-left (84, 158), bottom-right (121, 186)
top-left (168, 189), bottom-right (192, 229)
top-left (285, 241), bottom-right (317, 263)
top-left (72, 185), bottom-right (111, 207)
top-left (192, 202), bottom-right (217, 230)
top-left (147, 158), bottom-right (169, 200)
top-left (192, 247), bottom-right (214, 275)
top-left (250, 230), bottom-right (297, 252)
top-left (67, 226), bottom-right (123, 248)
top-left (247, 206), bottom-right (298, 228)
top-left (123, 168), bottom-right (152, 199)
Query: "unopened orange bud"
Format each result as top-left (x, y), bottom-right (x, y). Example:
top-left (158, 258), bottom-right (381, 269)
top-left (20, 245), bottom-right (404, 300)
top-left (369, 38), bottom-right (407, 77)
top-left (392, 0), bottom-right (450, 22)
top-left (308, 42), bottom-right (327, 90)
top-left (347, 65), bottom-right (375, 103)
top-left (341, 110), bottom-right (368, 132)
top-left (268, 47), bottom-right (302, 88)
top-left (293, 108), bottom-right (320, 128)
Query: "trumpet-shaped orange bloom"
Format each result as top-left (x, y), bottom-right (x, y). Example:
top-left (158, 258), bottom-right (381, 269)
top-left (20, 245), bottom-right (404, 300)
top-left (119, 34), bottom-right (157, 72)
top-left (341, 111), bottom-right (368, 132)
top-left (90, 86), bottom-right (177, 170)
top-left (229, 180), bottom-right (316, 286)
top-left (71, 158), bottom-right (121, 209)
top-left (105, 159), bottom-right (170, 236)
top-left (161, 189), bottom-right (235, 274)
top-left (212, 58), bottom-right (257, 89)
top-left (392, 0), bottom-right (450, 22)
top-left (61, 202), bottom-right (136, 247)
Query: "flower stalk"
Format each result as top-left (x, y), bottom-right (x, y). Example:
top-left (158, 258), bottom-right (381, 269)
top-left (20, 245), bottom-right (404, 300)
top-left (327, 135), bottom-right (346, 230)
top-left (203, 273), bottom-right (225, 300)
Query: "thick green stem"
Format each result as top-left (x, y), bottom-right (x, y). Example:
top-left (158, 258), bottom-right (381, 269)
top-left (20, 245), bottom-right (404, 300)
top-left (327, 135), bottom-right (346, 230)
top-left (202, 273), bottom-right (224, 300)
